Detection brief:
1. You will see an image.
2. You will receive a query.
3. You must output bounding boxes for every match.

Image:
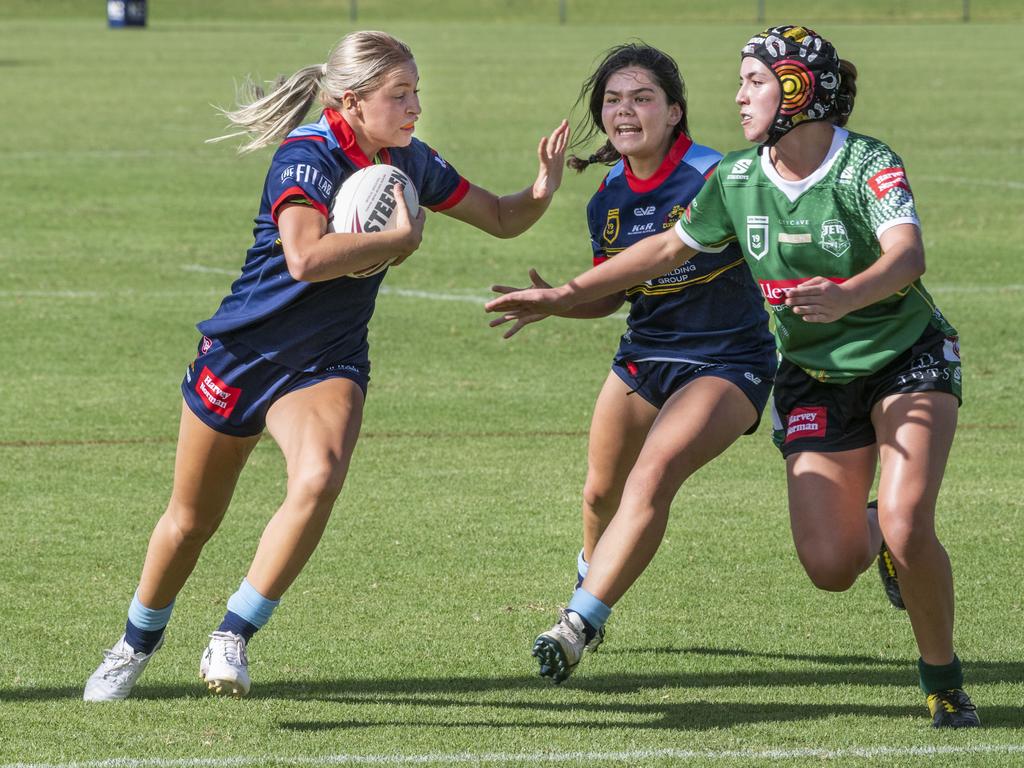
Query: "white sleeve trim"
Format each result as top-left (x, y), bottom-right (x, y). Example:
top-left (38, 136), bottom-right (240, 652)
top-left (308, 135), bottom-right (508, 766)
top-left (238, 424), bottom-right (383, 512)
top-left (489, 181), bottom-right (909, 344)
top-left (673, 219), bottom-right (729, 253)
top-left (875, 216), bottom-right (920, 240)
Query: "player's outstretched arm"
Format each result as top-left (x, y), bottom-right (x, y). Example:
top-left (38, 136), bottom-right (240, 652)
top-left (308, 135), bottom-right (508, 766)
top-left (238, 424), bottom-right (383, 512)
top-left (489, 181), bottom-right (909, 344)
top-left (278, 184), bottom-right (425, 281)
top-left (488, 268), bottom-right (625, 338)
top-left (442, 120), bottom-right (570, 238)
top-left (486, 228), bottom-right (694, 318)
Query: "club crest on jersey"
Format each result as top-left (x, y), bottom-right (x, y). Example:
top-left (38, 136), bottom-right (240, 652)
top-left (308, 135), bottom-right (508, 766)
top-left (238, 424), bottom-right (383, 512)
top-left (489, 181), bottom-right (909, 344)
top-left (819, 219), bottom-right (850, 257)
top-left (662, 203), bottom-right (686, 230)
top-left (746, 215), bottom-right (769, 260)
top-left (603, 208), bottom-right (620, 245)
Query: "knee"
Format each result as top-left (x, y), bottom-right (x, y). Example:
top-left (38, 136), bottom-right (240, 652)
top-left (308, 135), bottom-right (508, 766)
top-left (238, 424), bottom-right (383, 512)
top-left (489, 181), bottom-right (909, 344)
top-left (623, 462), bottom-right (687, 512)
top-left (164, 504), bottom-right (221, 546)
top-left (798, 551), bottom-right (862, 592)
top-left (880, 512), bottom-right (938, 566)
top-left (287, 460), bottom-right (347, 505)
top-left (582, 475), bottom-right (623, 522)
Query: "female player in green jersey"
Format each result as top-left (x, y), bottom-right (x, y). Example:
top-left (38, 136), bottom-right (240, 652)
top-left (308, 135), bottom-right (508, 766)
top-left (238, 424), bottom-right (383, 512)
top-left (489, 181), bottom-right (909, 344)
top-left (486, 25), bottom-right (978, 728)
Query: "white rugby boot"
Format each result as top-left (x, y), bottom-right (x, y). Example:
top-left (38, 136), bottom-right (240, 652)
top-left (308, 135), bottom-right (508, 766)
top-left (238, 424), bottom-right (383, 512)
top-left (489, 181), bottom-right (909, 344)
top-left (83, 633), bottom-right (163, 701)
top-left (532, 609), bottom-right (588, 684)
top-left (200, 630), bottom-right (251, 696)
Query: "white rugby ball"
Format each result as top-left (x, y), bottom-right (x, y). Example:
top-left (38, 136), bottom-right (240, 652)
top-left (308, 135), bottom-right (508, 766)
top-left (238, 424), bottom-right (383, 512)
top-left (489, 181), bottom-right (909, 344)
top-left (328, 164), bottom-right (420, 278)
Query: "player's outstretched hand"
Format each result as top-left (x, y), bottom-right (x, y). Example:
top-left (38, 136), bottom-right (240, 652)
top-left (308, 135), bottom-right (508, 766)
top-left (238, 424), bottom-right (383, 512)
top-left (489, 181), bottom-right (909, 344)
top-left (532, 120), bottom-right (570, 200)
top-left (488, 269), bottom-right (555, 338)
top-left (784, 276), bottom-right (852, 323)
top-left (390, 183), bottom-right (426, 266)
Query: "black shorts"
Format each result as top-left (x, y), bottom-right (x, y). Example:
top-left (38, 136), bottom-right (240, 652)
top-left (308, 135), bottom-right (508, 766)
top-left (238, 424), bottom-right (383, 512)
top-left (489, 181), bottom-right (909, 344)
top-left (612, 355), bottom-right (776, 435)
top-left (181, 336), bottom-right (370, 438)
top-left (770, 323), bottom-right (961, 458)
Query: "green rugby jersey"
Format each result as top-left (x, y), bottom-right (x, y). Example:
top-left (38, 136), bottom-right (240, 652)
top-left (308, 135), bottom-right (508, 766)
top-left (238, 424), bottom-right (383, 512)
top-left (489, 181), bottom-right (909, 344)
top-left (674, 127), bottom-right (956, 382)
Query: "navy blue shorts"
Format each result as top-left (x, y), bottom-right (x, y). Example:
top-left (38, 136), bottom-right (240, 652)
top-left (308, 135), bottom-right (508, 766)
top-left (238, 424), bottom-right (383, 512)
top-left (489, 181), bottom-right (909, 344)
top-left (611, 355), bottom-right (776, 435)
top-left (181, 336), bottom-right (370, 437)
top-left (770, 323), bottom-right (962, 458)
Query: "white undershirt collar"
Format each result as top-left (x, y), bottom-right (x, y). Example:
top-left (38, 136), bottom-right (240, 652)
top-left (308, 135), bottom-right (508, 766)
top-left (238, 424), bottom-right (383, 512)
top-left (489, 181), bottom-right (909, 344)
top-left (760, 125), bottom-right (848, 203)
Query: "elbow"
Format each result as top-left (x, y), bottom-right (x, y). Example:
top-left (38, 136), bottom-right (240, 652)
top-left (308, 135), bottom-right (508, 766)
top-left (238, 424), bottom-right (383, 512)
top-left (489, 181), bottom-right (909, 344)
top-left (907, 245), bottom-right (926, 282)
top-left (284, 251), bottom-right (315, 282)
top-left (488, 219), bottom-right (518, 239)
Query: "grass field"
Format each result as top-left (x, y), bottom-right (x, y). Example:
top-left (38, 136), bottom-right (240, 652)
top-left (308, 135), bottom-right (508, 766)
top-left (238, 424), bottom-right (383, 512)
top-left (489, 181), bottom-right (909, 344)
top-left (0, 3), bottom-right (1022, 766)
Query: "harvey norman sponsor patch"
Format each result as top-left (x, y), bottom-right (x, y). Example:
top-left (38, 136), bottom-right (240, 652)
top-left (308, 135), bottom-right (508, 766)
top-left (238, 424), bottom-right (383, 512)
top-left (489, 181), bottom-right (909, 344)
top-left (758, 277), bottom-right (848, 306)
top-left (785, 406), bottom-right (827, 443)
top-left (196, 366), bottom-right (241, 419)
top-left (867, 167), bottom-right (910, 199)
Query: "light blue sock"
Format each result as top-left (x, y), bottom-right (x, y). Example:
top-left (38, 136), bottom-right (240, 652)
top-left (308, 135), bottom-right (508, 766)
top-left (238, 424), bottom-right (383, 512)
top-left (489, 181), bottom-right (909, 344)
top-left (127, 590), bottom-right (174, 630)
top-left (567, 587), bottom-right (611, 631)
top-left (576, 549), bottom-right (589, 580)
top-left (225, 579), bottom-right (280, 629)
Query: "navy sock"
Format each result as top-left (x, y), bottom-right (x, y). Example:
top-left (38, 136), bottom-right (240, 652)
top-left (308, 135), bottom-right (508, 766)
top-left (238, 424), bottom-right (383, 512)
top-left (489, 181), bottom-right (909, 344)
top-left (218, 610), bottom-right (260, 643)
top-left (124, 620), bottom-right (165, 655)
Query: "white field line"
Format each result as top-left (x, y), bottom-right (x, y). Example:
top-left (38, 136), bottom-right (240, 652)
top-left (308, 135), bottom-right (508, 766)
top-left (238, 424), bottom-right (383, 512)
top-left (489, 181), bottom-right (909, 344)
top-left (916, 174), bottom-right (1024, 191)
top-left (5, 744), bottom-right (1024, 768)
top-left (0, 264), bottom-right (1021, 304)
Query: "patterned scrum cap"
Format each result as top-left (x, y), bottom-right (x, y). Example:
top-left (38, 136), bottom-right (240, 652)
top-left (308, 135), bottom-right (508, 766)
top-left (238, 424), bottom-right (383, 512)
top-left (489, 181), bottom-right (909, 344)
top-left (741, 25), bottom-right (848, 146)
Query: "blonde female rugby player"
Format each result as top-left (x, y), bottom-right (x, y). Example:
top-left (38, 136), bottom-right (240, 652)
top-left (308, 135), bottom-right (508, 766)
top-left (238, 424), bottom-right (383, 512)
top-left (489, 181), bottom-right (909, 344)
top-left (84, 29), bottom-right (568, 701)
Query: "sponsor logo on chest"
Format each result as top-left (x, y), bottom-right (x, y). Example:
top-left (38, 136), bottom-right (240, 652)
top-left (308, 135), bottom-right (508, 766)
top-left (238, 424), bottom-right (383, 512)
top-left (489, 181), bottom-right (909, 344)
top-left (280, 163), bottom-right (334, 197)
top-left (728, 158), bottom-right (753, 180)
top-left (758, 277), bottom-right (847, 306)
top-left (628, 222), bottom-right (657, 236)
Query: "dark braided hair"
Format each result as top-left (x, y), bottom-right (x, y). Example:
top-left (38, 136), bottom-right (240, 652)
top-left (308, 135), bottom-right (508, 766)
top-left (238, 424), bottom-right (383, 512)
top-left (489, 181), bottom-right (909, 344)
top-left (567, 43), bottom-right (689, 173)
top-left (833, 58), bottom-right (858, 127)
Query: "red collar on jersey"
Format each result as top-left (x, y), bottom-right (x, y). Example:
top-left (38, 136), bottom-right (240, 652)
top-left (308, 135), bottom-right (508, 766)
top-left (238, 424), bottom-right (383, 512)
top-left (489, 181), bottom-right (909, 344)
top-left (622, 132), bottom-right (693, 194)
top-left (323, 109), bottom-right (392, 168)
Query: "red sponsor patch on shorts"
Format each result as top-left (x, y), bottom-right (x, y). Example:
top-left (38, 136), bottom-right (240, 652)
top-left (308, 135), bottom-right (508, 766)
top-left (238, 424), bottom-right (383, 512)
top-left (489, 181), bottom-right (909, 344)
top-left (867, 167), bottom-right (911, 199)
top-left (785, 406), bottom-right (827, 443)
top-left (195, 366), bottom-right (241, 419)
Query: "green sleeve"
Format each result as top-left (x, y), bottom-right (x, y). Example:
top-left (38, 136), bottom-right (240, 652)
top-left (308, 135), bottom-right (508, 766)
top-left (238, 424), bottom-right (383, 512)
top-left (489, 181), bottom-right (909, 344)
top-left (856, 145), bottom-right (920, 239)
top-left (673, 165), bottom-right (736, 252)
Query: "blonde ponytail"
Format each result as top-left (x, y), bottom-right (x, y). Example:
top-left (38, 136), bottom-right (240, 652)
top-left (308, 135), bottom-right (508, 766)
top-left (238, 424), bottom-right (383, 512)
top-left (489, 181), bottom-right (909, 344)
top-left (209, 30), bottom-right (415, 154)
top-left (208, 66), bottom-right (324, 154)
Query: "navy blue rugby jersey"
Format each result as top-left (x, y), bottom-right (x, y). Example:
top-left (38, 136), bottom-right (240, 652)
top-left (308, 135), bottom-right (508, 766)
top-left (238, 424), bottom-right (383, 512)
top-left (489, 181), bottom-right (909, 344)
top-left (197, 109), bottom-right (470, 371)
top-left (587, 133), bottom-right (773, 365)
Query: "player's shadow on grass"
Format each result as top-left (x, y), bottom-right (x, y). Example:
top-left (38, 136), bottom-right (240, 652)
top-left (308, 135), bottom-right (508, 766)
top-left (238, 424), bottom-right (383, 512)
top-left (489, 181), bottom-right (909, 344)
top-left (4, 648), bottom-right (1020, 729)
top-left (276, 700), bottom-right (1024, 732)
